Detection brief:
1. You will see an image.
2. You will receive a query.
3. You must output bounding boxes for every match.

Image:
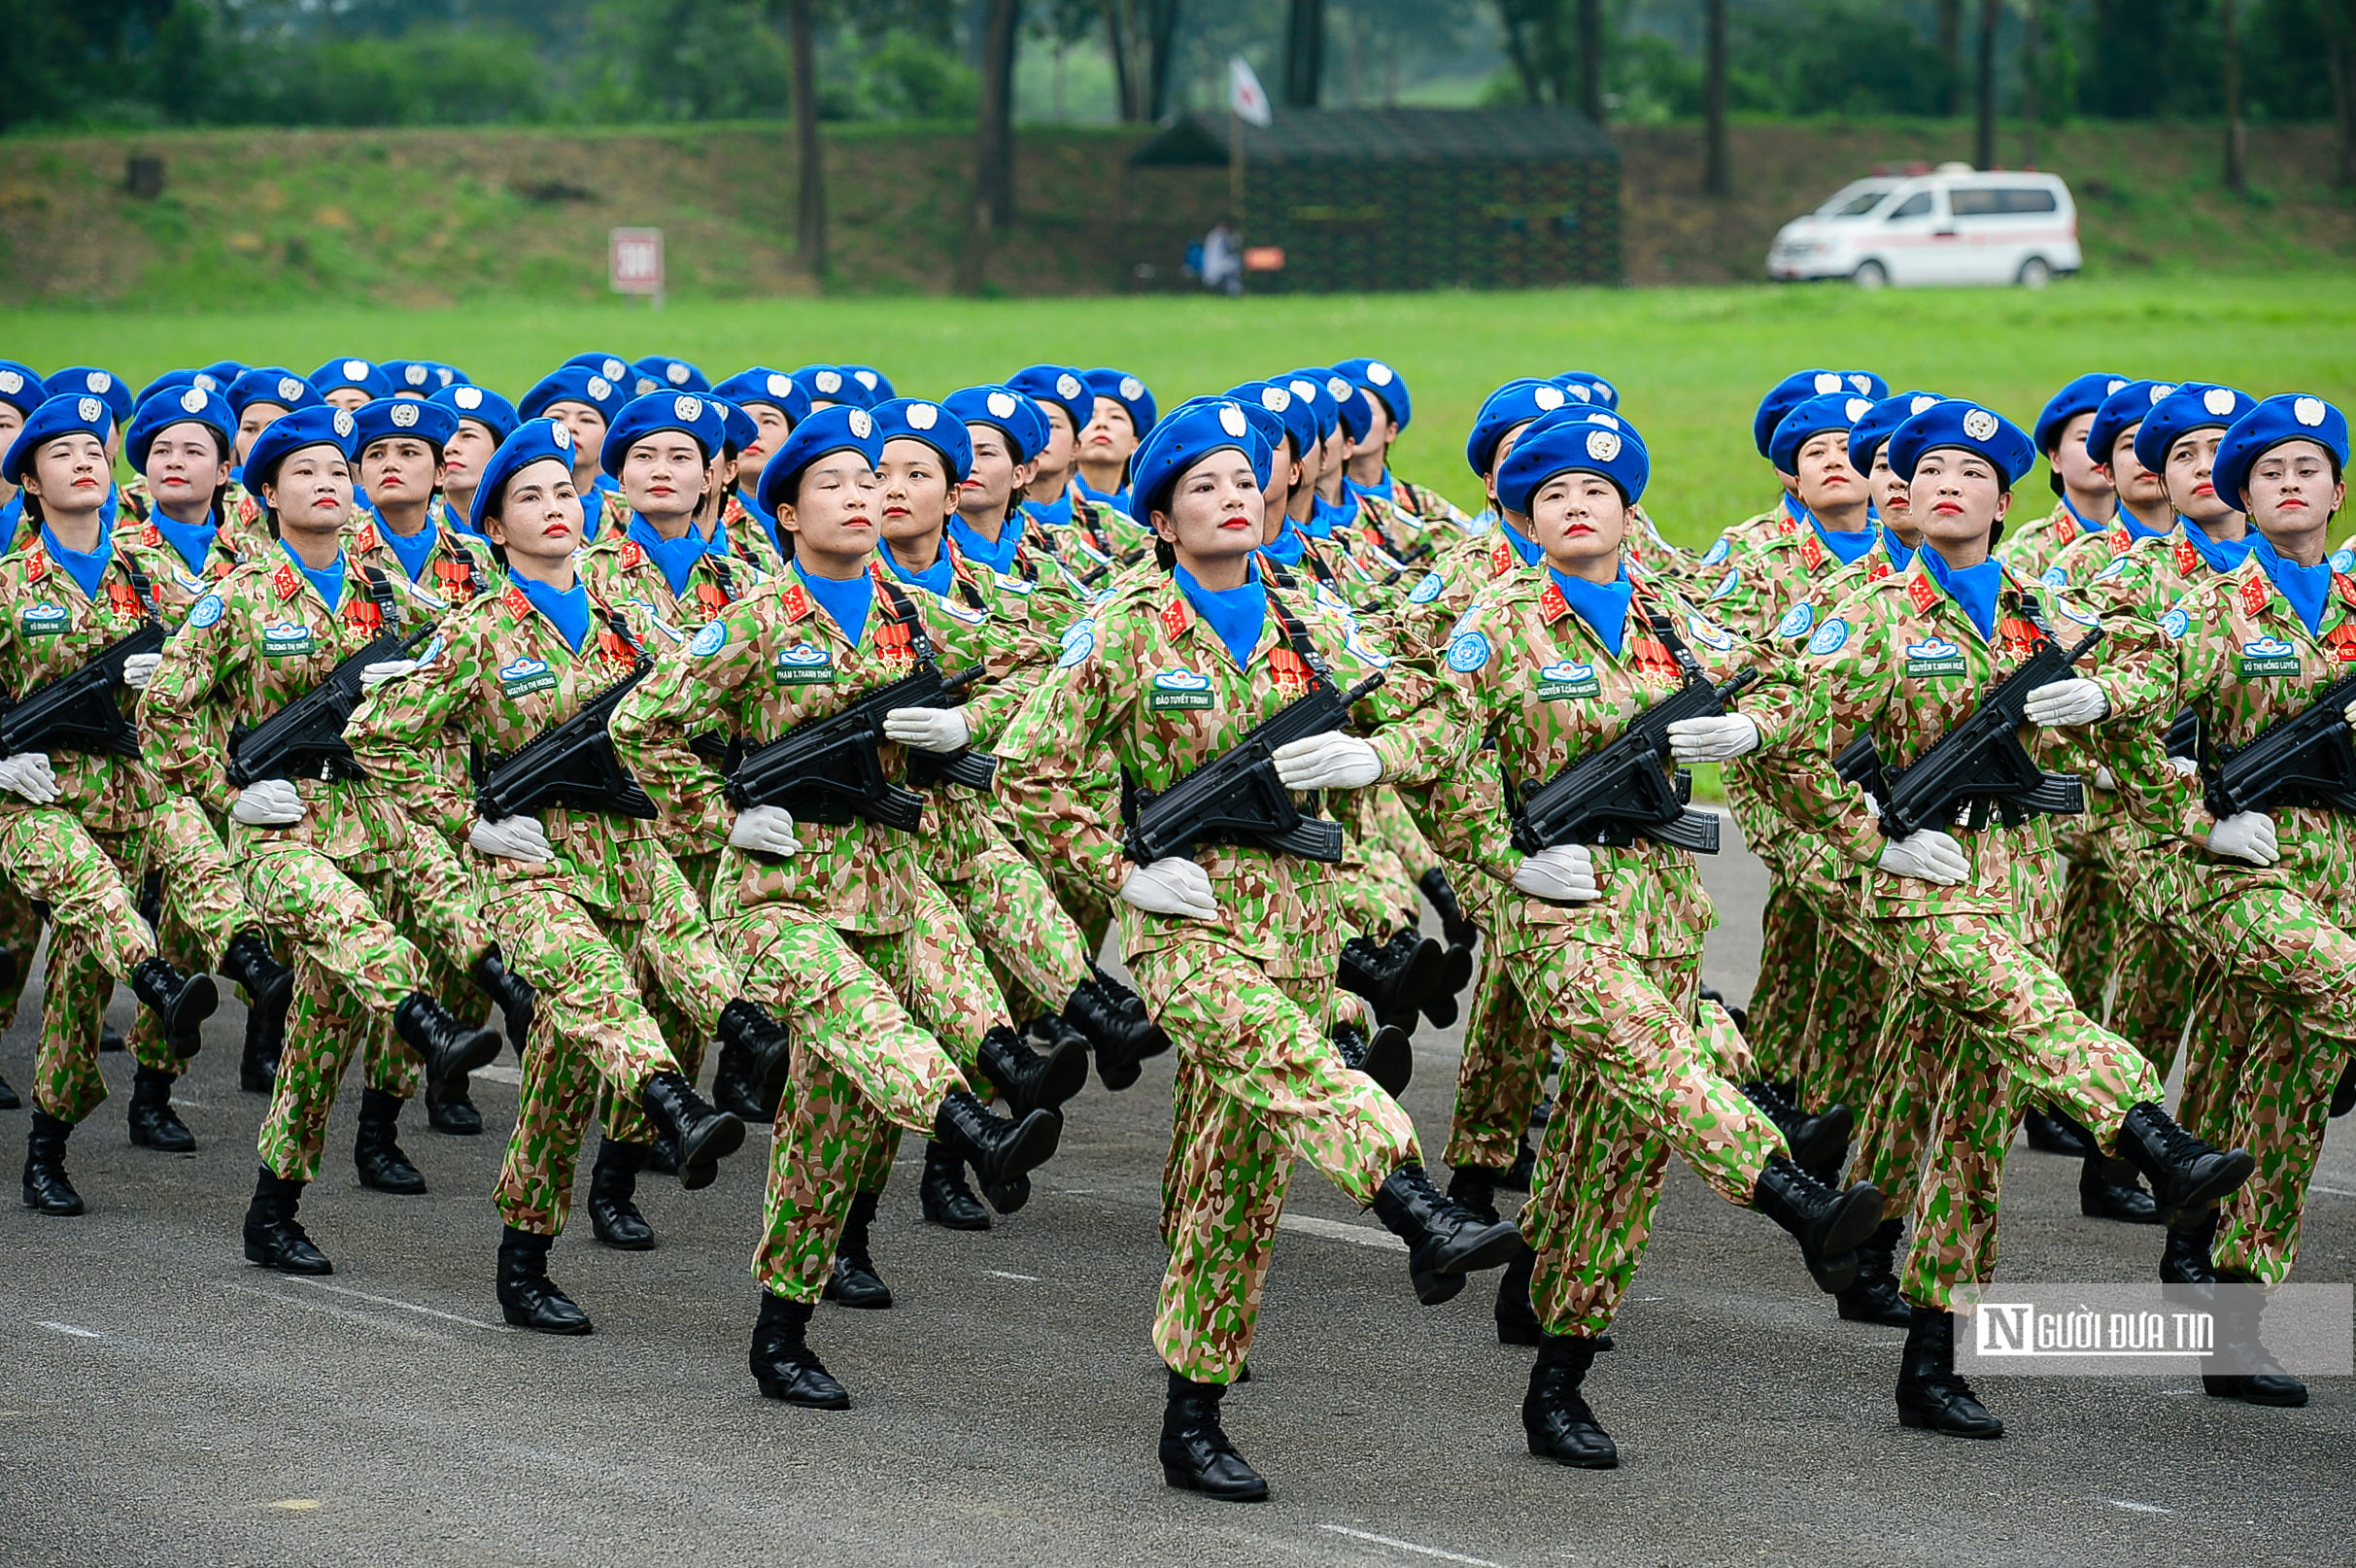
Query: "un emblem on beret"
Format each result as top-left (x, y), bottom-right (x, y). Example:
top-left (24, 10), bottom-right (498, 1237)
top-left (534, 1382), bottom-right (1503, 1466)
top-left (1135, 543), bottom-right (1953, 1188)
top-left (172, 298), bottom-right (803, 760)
top-left (1592, 379), bottom-right (1616, 402)
top-left (2150, 384), bottom-right (2173, 404)
top-left (77, 395), bottom-right (104, 422)
top-left (1845, 397), bottom-right (1872, 420)
top-left (815, 370), bottom-right (842, 394)
top-left (552, 421), bottom-right (573, 449)
top-left (392, 401), bottom-right (420, 427)
top-left (1120, 376), bottom-right (1144, 400)
top-left (1846, 374), bottom-right (1872, 394)
top-left (1590, 412), bottom-right (1620, 429)
top-left (1326, 376), bottom-right (1350, 401)
top-left (2203, 387), bottom-right (2236, 416)
top-left (1259, 386), bottom-right (1289, 412)
top-left (1219, 403), bottom-right (1247, 437)
top-left (1910, 393), bottom-right (1938, 414)
top-left (455, 387), bottom-right (482, 410)
top-left (987, 391), bottom-right (1017, 420)
top-left (1288, 378), bottom-right (1318, 404)
top-left (1056, 373), bottom-right (1082, 400)
top-left (848, 409), bottom-right (874, 438)
top-left (1367, 361), bottom-right (1395, 387)
top-left (767, 373), bottom-right (792, 398)
top-left (855, 370), bottom-right (879, 391)
top-left (86, 372), bottom-right (113, 392)
top-left (666, 363), bottom-right (691, 386)
top-left (1586, 429), bottom-right (1622, 462)
top-left (601, 358), bottom-right (627, 381)
top-left (587, 375), bottom-right (613, 400)
top-left (2106, 378), bottom-right (2128, 395)
top-left (1564, 383), bottom-right (1591, 402)
top-left (2295, 395), bottom-right (2327, 426)
top-left (278, 376), bottom-right (305, 402)
top-left (674, 394), bottom-right (702, 422)
top-left (342, 359), bottom-right (368, 381)
top-left (1534, 386), bottom-right (1564, 410)
top-left (633, 377), bottom-right (658, 396)
top-left (0, 371), bottom-right (22, 394)
top-left (179, 388), bottom-right (207, 413)
top-left (1814, 373), bottom-right (1843, 394)
top-left (332, 408), bottom-right (357, 438)
top-left (906, 402), bottom-right (939, 430)
top-left (403, 364), bottom-right (427, 386)
top-left (1962, 408), bottom-right (1999, 441)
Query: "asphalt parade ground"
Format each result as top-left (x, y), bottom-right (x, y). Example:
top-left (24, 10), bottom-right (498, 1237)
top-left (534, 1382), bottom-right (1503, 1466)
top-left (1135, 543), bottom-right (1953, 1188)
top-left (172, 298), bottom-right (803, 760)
top-left (3, 823), bottom-right (2351, 1567)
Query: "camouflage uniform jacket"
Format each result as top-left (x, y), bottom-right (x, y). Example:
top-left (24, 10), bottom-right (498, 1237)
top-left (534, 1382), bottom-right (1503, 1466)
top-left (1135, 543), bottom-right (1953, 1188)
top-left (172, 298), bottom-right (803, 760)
top-left (344, 512), bottom-right (500, 623)
top-left (577, 524), bottom-right (765, 647)
top-left (0, 536), bottom-right (171, 835)
top-left (1998, 495), bottom-right (2112, 582)
top-left (1704, 504), bottom-right (1888, 641)
top-left (2039, 513), bottom-right (2179, 593)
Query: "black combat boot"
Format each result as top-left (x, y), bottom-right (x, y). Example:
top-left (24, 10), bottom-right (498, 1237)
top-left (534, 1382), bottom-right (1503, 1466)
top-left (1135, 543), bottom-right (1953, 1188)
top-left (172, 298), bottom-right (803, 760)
top-left (933, 1089), bottom-right (1061, 1213)
top-left (21, 1109), bottom-right (83, 1215)
top-left (496, 1225), bottom-right (592, 1335)
top-left (1752, 1154), bottom-right (1884, 1293)
top-left (640, 1071), bottom-right (745, 1190)
top-left (711, 1037), bottom-right (768, 1122)
top-left (0, 1071), bottom-right (17, 1110)
top-left (644, 1127), bottom-right (679, 1176)
top-left (752, 1290), bottom-right (850, 1408)
top-left (1372, 1162), bottom-right (1523, 1305)
top-left (1064, 970), bottom-right (1168, 1092)
top-left (716, 998), bottom-right (793, 1117)
top-left (219, 928), bottom-right (294, 1029)
top-left (2161, 1208), bottom-right (2218, 1285)
top-left (1739, 1079), bottom-right (1853, 1175)
top-left (1418, 866), bottom-right (1480, 1006)
top-left (1835, 1218), bottom-right (1913, 1325)
top-left (2024, 1106), bottom-right (2092, 1156)
top-left (242, 1166), bottom-right (330, 1273)
top-left (351, 1087), bottom-right (426, 1193)
top-left (823, 1190), bottom-right (893, 1309)
top-left (470, 946), bottom-right (536, 1052)
top-left (1159, 1370), bottom-right (1267, 1501)
top-left (239, 1012), bottom-right (280, 1093)
top-left (1500, 1129), bottom-right (1537, 1192)
top-left (1523, 1334), bottom-right (1617, 1468)
top-left (2079, 1147), bottom-right (2161, 1223)
top-left (126, 1065), bottom-right (196, 1153)
top-left (2112, 1102), bottom-right (2256, 1228)
top-left (1337, 931), bottom-right (1444, 1033)
top-left (1895, 1305), bottom-right (2002, 1438)
top-left (131, 957), bottom-right (218, 1040)
top-left (587, 1138), bottom-right (656, 1249)
top-left (2203, 1268), bottom-right (2308, 1407)
top-left (425, 1072), bottom-right (482, 1135)
top-left (1449, 1163), bottom-right (1503, 1225)
top-left (2332, 1055), bottom-right (2355, 1118)
top-left (976, 1023), bottom-right (1087, 1120)
top-left (1495, 1242), bottom-right (1541, 1346)
top-left (1331, 1019), bottom-right (1413, 1098)
top-left (100, 1024), bottom-right (126, 1053)
top-left (919, 1140), bottom-right (991, 1230)
top-left (393, 992), bottom-right (503, 1096)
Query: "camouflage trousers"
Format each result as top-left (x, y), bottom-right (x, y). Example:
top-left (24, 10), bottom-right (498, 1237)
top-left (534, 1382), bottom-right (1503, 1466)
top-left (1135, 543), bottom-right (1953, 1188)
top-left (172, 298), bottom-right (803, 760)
top-left (1131, 938), bottom-right (1419, 1383)
top-left (726, 896), bottom-right (988, 1305)
top-left (486, 863), bottom-right (736, 1236)
top-left (0, 876), bottom-right (43, 1033)
top-left (2057, 819), bottom-right (2199, 1074)
top-left (132, 796), bottom-right (264, 1072)
top-left (0, 808), bottom-right (160, 1124)
top-left (935, 822), bottom-right (1093, 1027)
top-left (355, 816), bottom-right (501, 1102)
top-left (1724, 767), bottom-right (1809, 1085)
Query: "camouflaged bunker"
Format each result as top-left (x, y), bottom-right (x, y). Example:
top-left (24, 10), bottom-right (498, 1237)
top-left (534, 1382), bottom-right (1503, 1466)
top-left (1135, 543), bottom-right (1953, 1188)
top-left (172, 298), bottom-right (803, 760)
top-left (1125, 106), bottom-right (1622, 293)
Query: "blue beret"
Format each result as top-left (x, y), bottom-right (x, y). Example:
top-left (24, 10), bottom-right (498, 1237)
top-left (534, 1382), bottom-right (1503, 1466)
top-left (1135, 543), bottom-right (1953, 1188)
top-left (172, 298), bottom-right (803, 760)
top-left (227, 366), bottom-right (321, 417)
top-left (241, 403), bottom-right (359, 494)
top-left (871, 396), bottom-right (974, 480)
top-left (309, 358), bottom-right (393, 402)
top-left (943, 385), bottom-right (1049, 464)
top-left (1227, 380), bottom-right (1317, 465)
top-left (353, 396), bottom-right (461, 457)
top-left (1007, 364), bottom-right (1093, 433)
top-left (1128, 398), bottom-right (1272, 520)
top-left (430, 383), bottom-right (519, 444)
top-left (2213, 394), bottom-right (2349, 512)
top-left (1085, 367), bottom-right (1159, 436)
top-left (1321, 371), bottom-right (1375, 443)
top-left (1769, 392), bottom-right (1879, 475)
top-left (791, 365), bottom-right (857, 406)
top-left (564, 351), bottom-right (634, 383)
top-left (1550, 371), bottom-right (1621, 411)
top-left (44, 367), bottom-right (132, 426)
top-left (842, 365), bottom-right (895, 402)
top-left (715, 399), bottom-right (758, 459)
top-left (1466, 378), bottom-right (1574, 478)
top-left (201, 359), bottom-right (247, 386)
top-left (379, 358), bottom-right (443, 396)
top-left (126, 385), bottom-right (237, 472)
top-left (4, 392), bottom-right (120, 484)
top-left (600, 390), bottom-right (729, 478)
top-left (1496, 406), bottom-right (1649, 515)
top-left (632, 356), bottom-right (710, 397)
top-left (713, 368), bottom-right (812, 426)
top-left (758, 403), bottom-right (884, 516)
top-left (1887, 398), bottom-right (2037, 488)
top-left (0, 361), bottom-right (48, 418)
top-left (135, 369), bottom-right (212, 408)
top-left (1164, 393), bottom-right (1275, 473)
top-left (519, 364), bottom-right (626, 423)
top-left (1850, 391), bottom-right (1945, 472)
top-left (2085, 379), bottom-right (2177, 468)
top-left (1332, 357), bottom-right (1410, 429)
top-left (1278, 369), bottom-right (1339, 442)
top-left (1754, 370), bottom-right (1850, 459)
top-left (469, 418), bottom-right (582, 536)
top-left (2133, 383), bottom-right (2258, 475)
top-left (2033, 372), bottom-right (2130, 455)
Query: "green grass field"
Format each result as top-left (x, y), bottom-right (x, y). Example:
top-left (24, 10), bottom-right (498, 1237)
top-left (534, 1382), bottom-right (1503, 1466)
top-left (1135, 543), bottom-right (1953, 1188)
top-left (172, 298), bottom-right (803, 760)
top-left (5, 275), bottom-right (2351, 546)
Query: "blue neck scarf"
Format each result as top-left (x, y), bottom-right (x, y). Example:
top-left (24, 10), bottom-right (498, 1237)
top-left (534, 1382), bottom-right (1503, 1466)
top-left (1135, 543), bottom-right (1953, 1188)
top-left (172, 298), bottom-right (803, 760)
top-left (1023, 492), bottom-right (1074, 531)
top-left (374, 509), bottom-right (440, 585)
top-left (627, 514), bottom-right (708, 599)
top-left (1499, 517), bottom-right (1544, 567)
top-left (794, 560), bottom-right (873, 647)
top-left (2254, 533), bottom-right (2334, 635)
top-left (2181, 513), bottom-right (2257, 576)
top-left (1811, 511), bottom-right (1879, 565)
top-left (885, 541), bottom-right (957, 598)
top-left (2062, 494), bottom-right (2109, 537)
top-left (151, 513), bottom-right (220, 578)
top-left (1879, 525), bottom-right (1917, 575)
top-left (2119, 506), bottom-right (2173, 544)
top-left (513, 569), bottom-right (592, 653)
top-left (1308, 494), bottom-right (1357, 541)
top-left (1076, 476), bottom-right (1130, 514)
top-left (1548, 565), bottom-right (1635, 657)
top-left (1175, 560), bottom-right (1267, 671)
top-left (947, 510), bottom-right (1026, 576)
top-left (40, 525), bottom-right (112, 602)
top-left (1345, 474), bottom-right (1392, 510)
top-left (280, 539), bottom-right (348, 611)
top-left (1919, 543), bottom-right (2002, 641)
top-left (583, 474), bottom-right (620, 543)
top-left (1261, 521), bottom-right (1308, 566)
top-left (436, 496), bottom-right (485, 542)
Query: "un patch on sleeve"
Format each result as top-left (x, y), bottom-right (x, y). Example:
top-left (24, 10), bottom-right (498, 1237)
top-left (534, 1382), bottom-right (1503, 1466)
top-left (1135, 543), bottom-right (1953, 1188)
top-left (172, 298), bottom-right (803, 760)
top-left (2159, 608), bottom-right (2189, 641)
top-left (1446, 630), bottom-right (1492, 673)
top-left (1775, 601), bottom-right (1815, 640)
top-left (1807, 617), bottom-right (1850, 658)
top-left (689, 620), bottom-right (728, 658)
top-left (1408, 571), bottom-right (1445, 605)
top-left (1058, 618), bottom-right (1096, 667)
top-left (1710, 567), bottom-right (1740, 600)
top-left (188, 594), bottom-right (224, 631)
top-left (1700, 536), bottom-right (1730, 567)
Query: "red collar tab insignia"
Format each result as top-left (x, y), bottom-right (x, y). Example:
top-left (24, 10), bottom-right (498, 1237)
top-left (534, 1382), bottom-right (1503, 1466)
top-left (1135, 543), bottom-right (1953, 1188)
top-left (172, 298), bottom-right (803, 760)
top-left (1491, 539), bottom-right (1513, 576)
top-left (2174, 539), bottom-right (2200, 576)
top-left (1799, 532), bottom-right (1827, 572)
top-left (1866, 560), bottom-right (1892, 584)
top-left (354, 520), bottom-right (379, 553)
top-left (2052, 513), bottom-right (2076, 541)
top-left (140, 523), bottom-right (162, 548)
top-left (273, 563), bottom-right (302, 600)
top-left (502, 584), bottom-right (531, 618)
top-left (23, 548), bottom-right (47, 583)
top-left (779, 580), bottom-right (814, 623)
top-left (2241, 575), bottom-right (2271, 618)
top-left (1907, 571), bottom-right (1938, 615)
top-left (1776, 512), bottom-right (1799, 536)
top-left (2110, 528), bottom-right (2134, 557)
top-left (1538, 580), bottom-right (1571, 624)
top-left (2336, 572), bottom-right (2356, 610)
top-left (2323, 624), bottom-right (2356, 663)
top-left (1160, 597), bottom-right (1190, 639)
top-left (619, 539), bottom-right (644, 569)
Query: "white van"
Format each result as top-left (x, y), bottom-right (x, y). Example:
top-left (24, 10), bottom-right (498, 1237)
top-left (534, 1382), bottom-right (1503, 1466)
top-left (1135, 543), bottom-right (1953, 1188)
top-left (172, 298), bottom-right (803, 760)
top-left (1767, 164), bottom-right (2080, 290)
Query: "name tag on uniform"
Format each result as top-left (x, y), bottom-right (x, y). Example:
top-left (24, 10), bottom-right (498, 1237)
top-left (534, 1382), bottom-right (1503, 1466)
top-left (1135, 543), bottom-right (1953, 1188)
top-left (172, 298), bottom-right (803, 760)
top-left (1534, 660), bottom-right (1599, 700)
top-left (20, 600), bottom-right (69, 637)
top-left (771, 644), bottom-right (836, 685)
top-left (2237, 637), bottom-right (2302, 679)
top-left (261, 619), bottom-right (314, 658)
top-left (1147, 668), bottom-right (1214, 710)
top-left (1903, 636), bottom-right (1964, 678)
top-left (498, 657), bottom-right (557, 698)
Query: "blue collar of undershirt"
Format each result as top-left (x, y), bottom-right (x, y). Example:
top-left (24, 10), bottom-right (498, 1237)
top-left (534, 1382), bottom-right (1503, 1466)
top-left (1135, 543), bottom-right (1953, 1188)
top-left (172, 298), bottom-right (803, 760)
top-left (1023, 492), bottom-right (1073, 531)
top-left (1810, 511), bottom-right (1879, 565)
top-left (885, 543), bottom-right (957, 598)
top-left (1175, 560), bottom-right (1267, 671)
top-left (1918, 543), bottom-right (2002, 641)
top-left (583, 474), bottom-right (620, 542)
top-left (2062, 494), bottom-right (2108, 536)
top-left (1548, 565), bottom-right (1634, 657)
top-left (39, 525), bottom-right (112, 602)
top-left (151, 513), bottom-right (219, 578)
top-left (1076, 476), bottom-right (1129, 512)
top-left (513, 570), bottom-right (592, 653)
top-left (2181, 513), bottom-right (2257, 576)
top-left (1499, 518), bottom-right (1544, 566)
top-left (627, 514), bottom-right (708, 598)
top-left (2254, 533), bottom-right (2333, 635)
top-left (1879, 526), bottom-right (1917, 574)
top-left (373, 509), bottom-right (440, 584)
top-left (2119, 508), bottom-right (2174, 544)
top-left (793, 560), bottom-right (873, 646)
top-left (1261, 521), bottom-right (1308, 566)
top-left (279, 538), bottom-right (348, 611)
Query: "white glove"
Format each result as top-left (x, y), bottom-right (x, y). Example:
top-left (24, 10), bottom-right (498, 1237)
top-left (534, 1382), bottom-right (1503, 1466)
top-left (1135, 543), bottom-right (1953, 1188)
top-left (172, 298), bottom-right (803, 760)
top-left (1665, 714), bottom-right (1760, 764)
top-left (360, 658), bottom-right (421, 690)
top-left (2343, 698), bottom-right (2356, 728)
top-left (0, 751), bottom-right (57, 804)
top-left (1512, 843), bottom-right (1600, 903)
top-left (1877, 829), bottom-right (1969, 885)
top-left (229, 777), bottom-right (304, 827)
top-left (467, 813), bottom-right (553, 864)
top-left (2093, 766), bottom-right (2118, 792)
top-left (880, 706), bottom-right (971, 754)
top-left (1119, 856), bottom-right (1218, 920)
top-left (2164, 754), bottom-right (2198, 779)
top-left (2207, 810), bottom-right (2278, 867)
top-left (728, 803), bottom-right (802, 857)
top-left (1271, 732), bottom-right (1385, 790)
top-left (2022, 677), bottom-right (2109, 727)
top-left (120, 652), bottom-right (163, 692)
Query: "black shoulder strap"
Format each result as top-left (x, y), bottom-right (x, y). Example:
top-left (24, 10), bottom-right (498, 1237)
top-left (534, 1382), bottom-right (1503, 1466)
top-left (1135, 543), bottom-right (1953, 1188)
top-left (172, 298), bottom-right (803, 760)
top-left (707, 551), bottom-right (738, 603)
top-left (1264, 584), bottom-right (1338, 698)
top-left (586, 588), bottom-right (647, 664)
top-left (361, 565), bottom-right (402, 631)
top-left (111, 547), bottom-right (161, 629)
top-left (871, 574), bottom-right (938, 666)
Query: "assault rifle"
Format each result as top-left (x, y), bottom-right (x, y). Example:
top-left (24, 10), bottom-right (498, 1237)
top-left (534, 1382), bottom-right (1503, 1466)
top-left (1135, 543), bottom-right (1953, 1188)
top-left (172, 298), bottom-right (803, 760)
top-left (1122, 672), bottom-right (1385, 867)
top-left (725, 663), bottom-right (988, 832)
top-left (1835, 629), bottom-right (2101, 839)
top-left (2200, 666), bottom-right (2356, 819)
top-left (0, 623), bottom-right (166, 760)
top-left (474, 662), bottom-right (659, 822)
top-left (225, 623), bottom-right (436, 787)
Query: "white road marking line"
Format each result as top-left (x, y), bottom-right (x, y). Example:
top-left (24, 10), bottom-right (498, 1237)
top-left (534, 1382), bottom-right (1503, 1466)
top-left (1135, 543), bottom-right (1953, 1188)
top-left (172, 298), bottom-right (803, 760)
top-left (1279, 1212), bottom-right (1404, 1251)
top-left (1318, 1524), bottom-right (1512, 1567)
top-left (32, 1320), bottom-right (100, 1339)
top-left (2109, 1500), bottom-right (2170, 1515)
top-left (987, 1270), bottom-right (1040, 1281)
top-left (286, 1278), bottom-right (506, 1332)
top-left (221, 1280), bottom-right (456, 1344)
top-left (2309, 1184), bottom-right (2356, 1198)
top-left (471, 1064), bottom-right (523, 1086)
